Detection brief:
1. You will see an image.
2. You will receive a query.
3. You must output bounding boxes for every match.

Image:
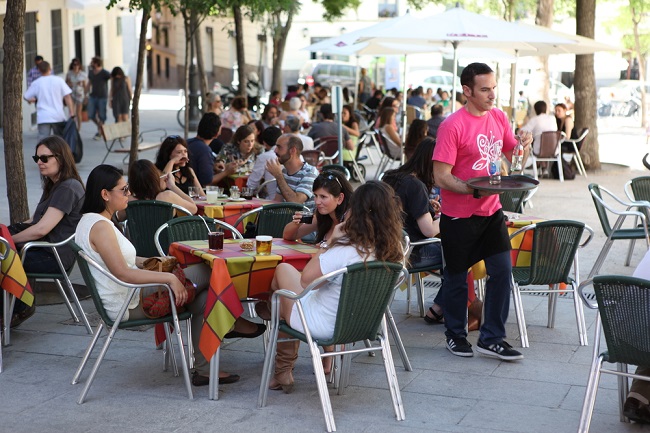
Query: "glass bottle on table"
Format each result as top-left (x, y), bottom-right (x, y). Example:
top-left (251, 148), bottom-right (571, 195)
top-left (489, 154), bottom-right (501, 185)
top-left (510, 136), bottom-right (525, 174)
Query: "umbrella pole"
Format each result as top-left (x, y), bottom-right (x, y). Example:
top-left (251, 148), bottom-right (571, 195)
top-left (353, 55), bottom-right (360, 110)
top-left (509, 49), bottom-right (519, 128)
top-left (401, 54), bottom-right (408, 163)
top-left (451, 41), bottom-right (458, 113)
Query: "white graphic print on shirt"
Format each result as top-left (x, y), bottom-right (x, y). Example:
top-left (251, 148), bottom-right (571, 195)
top-left (471, 130), bottom-right (503, 176)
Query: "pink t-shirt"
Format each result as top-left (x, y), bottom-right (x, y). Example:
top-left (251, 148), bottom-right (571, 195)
top-left (433, 107), bottom-right (517, 218)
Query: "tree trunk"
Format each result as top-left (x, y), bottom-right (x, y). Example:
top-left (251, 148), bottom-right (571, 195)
top-left (271, 8), bottom-right (294, 94)
top-left (129, 8), bottom-right (151, 167)
top-left (193, 12), bottom-right (209, 114)
top-left (3, 0), bottom-right (29, 223)
top-left (575, 0), bottom-right (600, 170)
top-left (233, 5), bottom-right (246, 97)
top-left (183, 11), bottom-right (191, 138)
top-left (631, 6), bottom-right (647, 128)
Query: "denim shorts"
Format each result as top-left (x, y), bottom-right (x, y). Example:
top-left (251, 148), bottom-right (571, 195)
top-left (87, 96), bottom-right (107, 123)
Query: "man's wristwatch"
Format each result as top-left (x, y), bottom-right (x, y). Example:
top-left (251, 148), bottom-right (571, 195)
top-left (473, 188), bottom-right (481, 199)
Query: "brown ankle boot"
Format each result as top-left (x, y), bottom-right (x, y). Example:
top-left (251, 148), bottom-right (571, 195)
top-left (269, 340), bottom-right (299, 393)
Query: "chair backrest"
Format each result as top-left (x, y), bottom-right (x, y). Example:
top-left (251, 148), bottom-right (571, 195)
top-left (537, 131), bottom-right (562, 158)
top-left (515, 220), bottom-right (585, 285)
top-left (70, 242), bottom-right (116, 327)
top-left (628, 176), bottom-right (650, 203)
top-left (314, 136), bottom-right (340, 163)
top-left (324, 261), bottom-right (404, 345)
top-left (217, 127), bottom-right (233, 144)
top-left (301, 150), bottom-right (323, 168)
top-left (155, 216), bottom-right (243, 255)
top-left (125, 200), bottom-right (192, 257)
top-left (588, 183), bottom-right (613, 237)
top-left (593, 275), bottom-right (650, 365)
top-left (255, 178), bottom-right (278, 199)
top-left (320, 164), bottom-right (350, 180)
top-left (375, 128), bottom-right (400, 161)
top-left (499, 189), bottom-right (526, 213)
top-left (256, 203), bottom-right (309, 238)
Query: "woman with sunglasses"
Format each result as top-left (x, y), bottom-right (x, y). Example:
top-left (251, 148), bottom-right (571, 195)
top-left (6, 136), bottom-right (85, 326)
top-left (65, 58), bottom-right (87, 130)
top-left (282, 170), bottom-right (352, 246)
top-left (155, 136), bottom-right (204, 197)
top-left (204, 92), bottom-right (223, 116)
top-left (76, 165), bottom-right (261, 387)
top-left (125, 159), bottom-right (197, 216)
top-left (259, 181), bottom-right (404, 393)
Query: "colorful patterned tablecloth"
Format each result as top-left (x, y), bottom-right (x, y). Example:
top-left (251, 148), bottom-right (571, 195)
top-left (168, 238), bottom-right (318, 362)
top-left (0, 225), bottom-right (34, 306)
top-left (227, 174), bottom-right (249, 190)
top-left (507, 216), bottom-right (545, 267)
top-left (196, 198), bottom-right (277, 232)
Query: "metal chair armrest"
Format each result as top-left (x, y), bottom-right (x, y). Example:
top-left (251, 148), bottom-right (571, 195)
top-left (580, 225), bottom-right (595, 248)
top-left (508, 223), bottom-right (537, 240)
top-left (623, 180), bottom-right (634, 203)
top-left (233, 206), bottom-right (264, 229)
top-left (171, 203), bottom-right (193, 217)
top-left (154, 223), bottom-right (170, 256)
top-left (577, 278), bottom-right (598, 310)
top-left (138, 127), bottom-right (168, 144)
top-left (0, 237), bottom-right (10, 261)
top-left (20, 233), bottom-right (75, 260)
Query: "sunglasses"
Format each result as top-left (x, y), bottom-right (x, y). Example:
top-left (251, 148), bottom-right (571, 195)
top-left (321, 171), bottom-right (343, 189)
top-left (165, 135), bottom-right (181, 142)
top-left (32, 154), bottom-right (58, 163)
top-left (110, 183), bottom-right (130, 196)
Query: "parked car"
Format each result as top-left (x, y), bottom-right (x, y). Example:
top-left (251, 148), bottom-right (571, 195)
top-left (297, 60), bottom-right (359, 90)
top-left (598, 80), bottom-right (650, 103)
top-left (406, 70), bottom-right (461, 95)
top-left (498, 76), bottom-right (574, 106)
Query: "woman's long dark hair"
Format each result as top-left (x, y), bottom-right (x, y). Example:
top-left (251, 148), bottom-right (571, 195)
top-left (312, 170), bottom-right (353, 243)
top-left (332, 181), bottom-right (403, 264)
top-left (155, 136), bottom-right (194, 186)
top-left (128, 159), bottom-right (162, 200)
top-left (81, 165), bottom-right (123, 214)
top-left (342, 104), bottom-right (359, 129)
top-left (382, 137), bottom-right (436, 192)
top-left (404, 119), bottom-right (428, 161)
top-left (36, 136), bottom-right (84, 199)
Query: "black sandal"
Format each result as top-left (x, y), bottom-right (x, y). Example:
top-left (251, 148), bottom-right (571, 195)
top-left (423, 306), bottom-right (444, 324)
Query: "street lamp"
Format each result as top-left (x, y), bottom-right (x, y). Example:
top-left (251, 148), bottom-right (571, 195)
top-left (187, 36), bottom-right (200, 131)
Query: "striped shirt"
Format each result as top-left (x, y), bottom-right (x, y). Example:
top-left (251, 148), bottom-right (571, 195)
top-left (276, 162), bottom-right (318, 210)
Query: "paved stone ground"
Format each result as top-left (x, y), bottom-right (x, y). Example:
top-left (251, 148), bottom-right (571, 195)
top-left (1, 95), bottom-right (649, 432)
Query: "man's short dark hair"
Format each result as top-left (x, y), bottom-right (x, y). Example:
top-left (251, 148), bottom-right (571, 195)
top-left (460, 62), bottom-right (493, 88)
top-left (431, 104), bottom-right (444, 117)
top-left (34, 55), bottom-right (43, 63)
top-left (285, 134), bottom-right (304, 154)
top-left (261, 126), bottom-right (282, 147)
top-left (285, 115), bottom-right (301, 132)
top-left (533, 100), bottom-right (547, 116)
top-left (197, 112), bottom-right (221, 139)
top-left (37, 61), bottom-right (50, 74)
top-left (320, 103), bottom-right (334, 120)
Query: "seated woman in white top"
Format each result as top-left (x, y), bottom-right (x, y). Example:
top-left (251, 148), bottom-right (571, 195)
top-left (76, 165), bottom-right (265, 387)
top-left (260, 181), bottom-right (404, 393)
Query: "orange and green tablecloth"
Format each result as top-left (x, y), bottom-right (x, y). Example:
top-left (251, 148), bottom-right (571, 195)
top-left (168, 238), bottom-right (318, 362)
top-left (507, 215), bottom-right (545, 267)
top-left (195, 198), bottom-right (277, 232)
top-left (227, 174), bottom-right (249, 190)
top-left (0, 225), bottom-right (34, 307)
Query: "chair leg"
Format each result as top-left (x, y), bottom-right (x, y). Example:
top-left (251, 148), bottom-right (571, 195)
top-left (587, 238), bottom-right (615, 280)
top-left (310, 340), bottom-right (336, 432)
top-left (77, 323), bottom-right (119, 404)
top-left (571, 282), bottom-right (589, 346)
top-left (406, 274), bottom-right (413, 315)
top-left (578, 354), bottom-right (605, 433)
top-left (258, 321), bottom-right (280, 408)
top-left (186, 319), bottom-right (194, 370)
top-left (59, 275), bottom-right (93, 335)
top-left (336, 345), bottom-right (352, 395)
top-left (72, 323), bottom-right (104, 385)
top-left (618, 363), bottom-right (630, 422)
top-left (379, 318), bottom-right (406, 421)
top-left (415, 273), bottom-right (425, 318)
top-left (511, 278), bottom-right (529, 348)
top-left (547, 285), bottom-right (558, 329)
top-left (53, 279), bottom-right (80, 324)
top-left (557, 155), bottom-right (564, 182)
top-left (209, 348), bottom-right (220, 400)
top-left (385, 308), bottom-right (413, 371)
top-left (2, 292), bottom-right (11, 347)
top-left (170, 311), bottom-right (193, 400)
top-left (572, 142), bottom-right (587, 177)
top-left (625, 239), bottom-right (636, 267)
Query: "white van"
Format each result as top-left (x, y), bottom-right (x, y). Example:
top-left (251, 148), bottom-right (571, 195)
top-left (298, 60), bottom-right (359, 90)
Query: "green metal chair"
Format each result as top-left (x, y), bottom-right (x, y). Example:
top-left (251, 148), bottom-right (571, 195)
top-left (258, 261), bottom-right (407, 432)
top-left (234, 203), bottom-right (309, 238)
top-left (499, 189), bottom-right (527, 213)
top-left (509, 220), bottom-right (593, 348)
top-left (0, 236), bottom-right (9, 372)
top-left (125, 200), bottom-right (192, 257)
top-left (70, 242), bottom-right (193, 404)
top-left (577, 275), bottom-right (650, 432)
top-left (587, 184), bottom-right (650, 278)
top-left (3, 234), bottom-right (93, 347)
top-left (154, 216), bottom-right (243, 256)
top-left (624, 176), bottom-right (650, 259)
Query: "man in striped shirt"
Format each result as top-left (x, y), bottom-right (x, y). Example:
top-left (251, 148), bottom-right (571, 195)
top-left (266, 134), bottom-right (318, 210)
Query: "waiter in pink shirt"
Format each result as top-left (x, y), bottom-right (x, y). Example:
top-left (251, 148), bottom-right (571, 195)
top-left (433, 63), bottom-right (532, 361)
